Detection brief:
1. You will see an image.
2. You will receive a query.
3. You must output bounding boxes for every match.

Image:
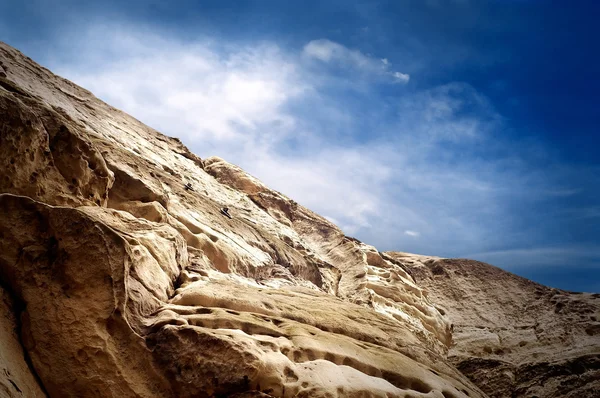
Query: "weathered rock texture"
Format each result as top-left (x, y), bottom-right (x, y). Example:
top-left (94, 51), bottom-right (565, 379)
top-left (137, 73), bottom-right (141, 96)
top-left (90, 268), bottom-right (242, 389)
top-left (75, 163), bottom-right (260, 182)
top-left (384, 253), bottom-right (600, 398)
top-left (0, 41), bottom-right (597, 398)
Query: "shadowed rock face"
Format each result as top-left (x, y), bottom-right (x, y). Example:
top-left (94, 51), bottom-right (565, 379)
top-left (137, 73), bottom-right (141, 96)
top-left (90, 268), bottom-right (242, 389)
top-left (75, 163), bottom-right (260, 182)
top-left (384, 253), bottom-right (600, 398)
top-left (0, 41), bottom-right (595, 398)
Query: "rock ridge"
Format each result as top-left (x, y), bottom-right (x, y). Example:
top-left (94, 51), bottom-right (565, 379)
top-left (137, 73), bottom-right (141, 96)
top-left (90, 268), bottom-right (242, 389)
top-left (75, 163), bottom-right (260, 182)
top-left (0, 40), bottom-right (597, 398)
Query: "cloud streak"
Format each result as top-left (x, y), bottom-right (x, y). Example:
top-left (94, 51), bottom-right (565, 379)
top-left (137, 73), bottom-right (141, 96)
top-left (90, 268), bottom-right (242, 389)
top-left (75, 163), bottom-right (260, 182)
top-left (466, 246), bottom-right (600, 269)
top-left (47, 24), bottom-right (597, 287)
top-left (303, 39), bottom-right (409, 83)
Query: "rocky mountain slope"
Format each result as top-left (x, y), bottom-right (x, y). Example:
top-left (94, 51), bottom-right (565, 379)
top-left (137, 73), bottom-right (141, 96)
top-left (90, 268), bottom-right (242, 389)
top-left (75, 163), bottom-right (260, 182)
top-left (0, 41), bottom-right (597, 397)
top-left (384, 253), bottom-right (600, 398)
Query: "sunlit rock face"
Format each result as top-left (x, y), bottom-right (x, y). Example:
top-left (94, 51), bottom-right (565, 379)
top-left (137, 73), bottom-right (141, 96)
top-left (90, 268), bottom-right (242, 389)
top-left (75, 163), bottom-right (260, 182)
top-left (0, 40), bottom-right (595, 398)
top-left (384, 253), bottom-right (600, 398)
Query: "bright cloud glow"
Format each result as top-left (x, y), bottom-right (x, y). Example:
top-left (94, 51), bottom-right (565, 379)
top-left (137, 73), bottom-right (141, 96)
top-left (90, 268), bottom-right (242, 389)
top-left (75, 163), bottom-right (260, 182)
top-left (303, 39), bottom-right (409, 83)
top-left (61, 30), bottom-right (304, 144)
top-left (49, 24), bottom-right (590, 270)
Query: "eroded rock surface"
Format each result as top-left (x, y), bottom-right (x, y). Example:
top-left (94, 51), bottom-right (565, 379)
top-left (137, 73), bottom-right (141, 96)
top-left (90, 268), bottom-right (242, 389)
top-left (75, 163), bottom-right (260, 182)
top-left (0, 285), bottom-right (46, 398)
top-left (0, 41), bottom-right (481, 398)
top-left (385, 252), bottom-right (600, 398)
top-left (0, 40), bottom-right (595, 398)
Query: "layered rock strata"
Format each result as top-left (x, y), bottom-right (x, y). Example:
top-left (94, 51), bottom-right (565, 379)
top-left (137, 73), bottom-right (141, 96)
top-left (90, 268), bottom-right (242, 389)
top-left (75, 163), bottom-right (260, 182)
top-left (385, 252), bottom-right (600, 398)
top-left (0, 40), bottom-right (597, 398)
top-left (0, 41), bottom-right (480, 398)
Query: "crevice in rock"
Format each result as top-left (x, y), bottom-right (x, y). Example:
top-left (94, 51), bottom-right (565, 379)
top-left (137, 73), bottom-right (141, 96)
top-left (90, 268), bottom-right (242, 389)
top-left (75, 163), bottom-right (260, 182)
top-left (0, 77), bottom-right (31, 97)
top-left (334, 271), bottom-right (343, 298)
top-left (380, 252), bottom-right (415, 281)
top-left (8, 378), bottom-right (22, 394)
top-left (0, 278), bottom-right (49, 397)
top-left (287, 346), bottom-right (442, 395)
top-left (106, 164), bottom-right (169, 210)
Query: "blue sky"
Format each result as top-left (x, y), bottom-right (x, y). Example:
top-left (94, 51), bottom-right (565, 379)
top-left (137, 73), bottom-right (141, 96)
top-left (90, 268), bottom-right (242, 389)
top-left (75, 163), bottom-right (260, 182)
top-left (1, 0), bottom-right (599, 292)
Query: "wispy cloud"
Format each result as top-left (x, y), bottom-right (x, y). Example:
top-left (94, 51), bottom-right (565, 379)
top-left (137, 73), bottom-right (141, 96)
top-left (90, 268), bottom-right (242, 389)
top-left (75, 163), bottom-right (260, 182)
top-left (48, 24), bottom-right (593, 279)
top-left (561, 206), bottom-right (600, 219)
top-left (391, 71), bottom-right (410, 83)
top-left (55, 27), bottom-right (393, 231)
top-left (58, 29), bottom-right (305, 144)
top-left (466, 246), bottom-right (600, 269)
top-left (303, 39), bottom-right (409, 83)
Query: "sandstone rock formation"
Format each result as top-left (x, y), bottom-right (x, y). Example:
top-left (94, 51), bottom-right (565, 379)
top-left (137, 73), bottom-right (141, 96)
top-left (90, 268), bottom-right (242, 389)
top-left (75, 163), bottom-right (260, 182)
top-left (384, 253), bottom-right (600, 398)
top-left (0, 41), bottom-right (597, 397)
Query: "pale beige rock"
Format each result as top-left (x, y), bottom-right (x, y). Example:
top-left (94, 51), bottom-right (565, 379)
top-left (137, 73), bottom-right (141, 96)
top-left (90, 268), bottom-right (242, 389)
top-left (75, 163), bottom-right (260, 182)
top-left (0, 194), bottom-right (176, 397)
top-left (0, 40), bottom-right (480, 398)
top-left (0, 286), bottom-right (46, 398)
top-left (0, 39), bottom-right (594, 398)
top-left (385, 253), bottom-right (600, 398)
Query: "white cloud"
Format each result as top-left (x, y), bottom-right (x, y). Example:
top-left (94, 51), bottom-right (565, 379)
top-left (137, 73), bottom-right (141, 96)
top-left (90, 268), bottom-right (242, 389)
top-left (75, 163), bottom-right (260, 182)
top-left (48, 24), bottom-right (581, 269)
top-left (303, 39), bottom-right (340, 62)
top-left (60, 30), bottom-right (305, 145)
top-left (55, 28), bottom-right (393, 229)
top-left (392, 71), bottom-right (410, 83)
top-left (303, 39), bottom-right (409, 83)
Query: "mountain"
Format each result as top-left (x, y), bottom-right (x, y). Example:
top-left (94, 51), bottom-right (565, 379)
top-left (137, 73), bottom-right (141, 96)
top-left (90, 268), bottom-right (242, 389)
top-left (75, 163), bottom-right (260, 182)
top-left (384, 253), bottom-right (600, 397)
top-left (0, 41), bottom-right (597, 398)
